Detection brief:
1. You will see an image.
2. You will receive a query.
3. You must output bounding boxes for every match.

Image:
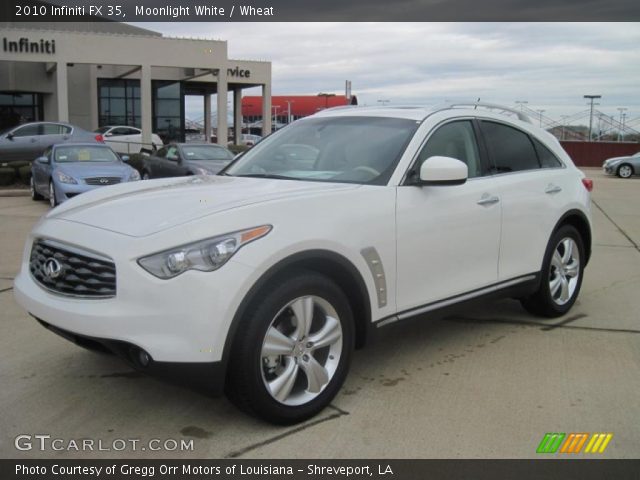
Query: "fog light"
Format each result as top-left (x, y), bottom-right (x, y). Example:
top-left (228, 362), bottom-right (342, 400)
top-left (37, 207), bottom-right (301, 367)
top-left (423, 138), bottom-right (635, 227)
top-left (138, 350), bottom-right (151, 367)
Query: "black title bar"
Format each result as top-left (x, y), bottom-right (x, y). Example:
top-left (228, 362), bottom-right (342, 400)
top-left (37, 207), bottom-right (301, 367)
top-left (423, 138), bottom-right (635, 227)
top-left (2, 0), bottom-right (640, 22)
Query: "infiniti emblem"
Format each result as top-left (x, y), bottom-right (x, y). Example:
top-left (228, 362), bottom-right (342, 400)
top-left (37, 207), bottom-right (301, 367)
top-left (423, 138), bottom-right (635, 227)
top-left (43, 258), bottom-right (63, 279)
top-left (99, 178), bottom-right (109, 184)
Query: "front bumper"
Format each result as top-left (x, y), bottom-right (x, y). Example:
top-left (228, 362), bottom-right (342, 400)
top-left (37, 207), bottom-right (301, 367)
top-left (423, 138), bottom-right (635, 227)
top-left (602, 164), bottom-right (616, 175)
top-left (35, 318), bottom-right (225, 395)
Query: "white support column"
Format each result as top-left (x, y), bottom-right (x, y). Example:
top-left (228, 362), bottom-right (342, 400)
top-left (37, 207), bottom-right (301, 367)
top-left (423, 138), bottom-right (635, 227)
top-left (89, 65), bottom-right (99, 130)
top-left (233, 87), bottom-right (242, 145)
top-left (55, 62), bottom-right (69, 122)
top-left (261, 82), bottom-right (272, 136)
top-left (204, 94), bottom-right (212, 143)
top-left (140, 64), bottom-right (152, 147)
top-left (216, 72), bottom-right (228, 146)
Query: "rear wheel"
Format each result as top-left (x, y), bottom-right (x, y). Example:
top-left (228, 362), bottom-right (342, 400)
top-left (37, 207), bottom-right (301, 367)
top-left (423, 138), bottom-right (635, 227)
top-left (617, 163), bottom-right (634, 178)
top-left (521, 225), bottom-right (584, 317)
top-left (142, 171), bottom-right (151, 180)
top-left (30, 176), bottom-right (43, 201)
top-left (48, 181), bottom-right (57, 208)
top-left (227, 270), bottom-right (354, 424)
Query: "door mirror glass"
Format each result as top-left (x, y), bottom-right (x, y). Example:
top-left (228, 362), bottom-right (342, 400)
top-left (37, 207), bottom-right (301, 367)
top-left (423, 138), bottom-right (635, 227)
top-left (120, 155), bottom-right (130, 162)
top-left (36, 156), bottom-right (49, 164)
top-left (419, 156), bottom-right (468, 186)
top-left (6, 132), bottom-right (14, 140)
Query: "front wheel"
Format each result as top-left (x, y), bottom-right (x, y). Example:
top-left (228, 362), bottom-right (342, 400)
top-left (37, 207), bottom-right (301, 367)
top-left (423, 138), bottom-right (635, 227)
top-left (227, 270), bottom-right (354, 424)
top-left (617, 163), bottom-right (634, 179)
top-left (521, 225), bottom-right (585, 317)
top-left (30, 176), bottom-right (43, 201)
top-left (48, 181), bottom-right (57, 208)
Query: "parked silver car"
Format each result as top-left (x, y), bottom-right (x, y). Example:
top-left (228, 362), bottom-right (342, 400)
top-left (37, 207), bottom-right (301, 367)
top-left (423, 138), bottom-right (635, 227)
top-left (603, 152), bottom-right (640, 178)
top-left (0, 122), bottom-right (102, 164)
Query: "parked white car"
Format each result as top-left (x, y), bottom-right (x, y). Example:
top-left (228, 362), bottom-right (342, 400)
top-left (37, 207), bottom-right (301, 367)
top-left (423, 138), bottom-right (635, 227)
top-left (15, 103), bottom-right (592, 424)
top-left (95, 126), bottom-right (163, 154)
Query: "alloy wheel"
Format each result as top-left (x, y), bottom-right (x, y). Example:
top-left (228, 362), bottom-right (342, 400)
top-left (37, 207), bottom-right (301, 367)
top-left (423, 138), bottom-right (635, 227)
top-left (548, 237), bottom-right (580, 305)
top-left (618, 165), bottom-right (633, 178)
top-left (260, 295), bottom-right (343, 406)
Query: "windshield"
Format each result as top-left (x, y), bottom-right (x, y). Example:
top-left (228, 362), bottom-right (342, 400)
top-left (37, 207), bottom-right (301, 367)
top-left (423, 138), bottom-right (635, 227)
top-left (54, 146), bottom-right (119, 163)
top-left (181, 145), bottom-right (233, 161)
top-left (224, 116), bottom-right (420, 185)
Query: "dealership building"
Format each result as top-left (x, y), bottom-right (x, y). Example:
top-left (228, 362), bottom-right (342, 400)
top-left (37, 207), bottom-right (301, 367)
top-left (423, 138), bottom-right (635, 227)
top-left (0, 22), bottom-right (272, 145)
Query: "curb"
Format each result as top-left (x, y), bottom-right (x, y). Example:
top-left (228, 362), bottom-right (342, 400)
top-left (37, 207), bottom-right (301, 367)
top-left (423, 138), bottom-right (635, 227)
top-left (0, 189), bottom-right (30, 197)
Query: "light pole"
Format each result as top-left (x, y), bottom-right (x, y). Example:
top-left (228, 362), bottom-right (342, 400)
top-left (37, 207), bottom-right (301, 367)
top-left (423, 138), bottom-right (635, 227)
top-left (617, 107), bottom-right (628, 142)
top-left (377, 99), bottom-right (390, 106)
top-left (621, 113), bottom-right (627, 141)
top-left (515, 100), bottom-right (528, 111)
top-left (560, 115), bottom-right (569, 141)
top-left (584, 95), bottom-right (601, 142)
top-left (285, 100), bottom-right (294, 124)
top-left (536, 109), bottom-right (545, 128)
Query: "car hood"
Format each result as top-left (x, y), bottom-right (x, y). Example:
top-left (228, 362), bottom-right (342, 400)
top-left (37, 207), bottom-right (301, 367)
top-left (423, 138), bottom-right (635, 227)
top-left (56, 162), bottom-right (132, 179)
top-left (47, 175), bottom-right (359, 237)
top-left (186, 159), bottom-right (232, 174)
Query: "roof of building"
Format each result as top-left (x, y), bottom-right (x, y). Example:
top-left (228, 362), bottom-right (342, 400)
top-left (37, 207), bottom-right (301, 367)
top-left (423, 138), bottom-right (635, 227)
top-left (2, 21), bottom-right (162, 37)
top-left (242, 95), bottom-right (356, 117)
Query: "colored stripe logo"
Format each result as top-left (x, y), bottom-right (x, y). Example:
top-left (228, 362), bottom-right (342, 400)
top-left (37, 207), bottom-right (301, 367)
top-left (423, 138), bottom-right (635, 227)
top-left (537, 433), bottom-right (613, 454)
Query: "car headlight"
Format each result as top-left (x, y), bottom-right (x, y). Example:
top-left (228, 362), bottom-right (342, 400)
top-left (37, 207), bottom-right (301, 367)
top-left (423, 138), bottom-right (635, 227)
top-left (56, 171), bottom-right (77, 184)
top-left (128, 169), bottom-right (141, 181)
top-left (137, 225), bottom-right (272, 279)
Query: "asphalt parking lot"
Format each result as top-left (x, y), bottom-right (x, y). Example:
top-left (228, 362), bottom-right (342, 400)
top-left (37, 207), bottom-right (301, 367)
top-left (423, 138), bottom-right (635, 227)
top-left (0, 168), bottom-right (638, 459)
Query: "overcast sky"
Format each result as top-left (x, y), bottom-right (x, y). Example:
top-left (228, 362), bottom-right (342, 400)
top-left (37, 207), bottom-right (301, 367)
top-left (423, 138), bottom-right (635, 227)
top-left (137, 22), bottom-right (640, 126)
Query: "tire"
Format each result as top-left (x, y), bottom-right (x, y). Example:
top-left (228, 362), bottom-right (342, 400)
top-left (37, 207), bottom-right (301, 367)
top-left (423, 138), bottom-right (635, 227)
top-left (142, 171), bottom-right (150, 180)
top-left (30, 176), bottom-right (43, 201)
top-left (521, 225), bottom-right (585, 318)
top-left (617, 163), bottom-right (634, 179)
top-left (48, 181), bottom-right (58, 208)
top-left (227, 270), bottom-right (354, 424)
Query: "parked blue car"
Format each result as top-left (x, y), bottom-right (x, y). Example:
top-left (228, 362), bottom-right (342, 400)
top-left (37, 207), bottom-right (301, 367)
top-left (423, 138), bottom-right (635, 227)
top-left (30, 143), bottom-right (141, 207)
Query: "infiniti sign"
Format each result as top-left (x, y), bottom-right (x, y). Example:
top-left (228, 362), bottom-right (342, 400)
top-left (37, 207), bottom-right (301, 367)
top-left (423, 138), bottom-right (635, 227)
top-left (43, 258), bottom-right (62, 279)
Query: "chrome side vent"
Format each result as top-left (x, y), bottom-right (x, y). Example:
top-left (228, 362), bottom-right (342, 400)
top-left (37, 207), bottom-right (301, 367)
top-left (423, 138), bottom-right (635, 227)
top-left (361, 247), bottom-right (387, 308)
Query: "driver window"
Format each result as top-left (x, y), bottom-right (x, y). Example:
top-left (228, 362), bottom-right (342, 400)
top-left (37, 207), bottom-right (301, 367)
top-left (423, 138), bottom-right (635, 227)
top-left (13, 124), bottom-right (41, 137)
top-left (166, 146), bottom-right (179, 160)
top-left (417, 121), bottom-right (482, 178)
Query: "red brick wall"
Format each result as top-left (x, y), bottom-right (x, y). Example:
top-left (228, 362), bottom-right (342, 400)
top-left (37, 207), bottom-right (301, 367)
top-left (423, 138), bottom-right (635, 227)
top-left (560, 141), bottom-right (640, 167)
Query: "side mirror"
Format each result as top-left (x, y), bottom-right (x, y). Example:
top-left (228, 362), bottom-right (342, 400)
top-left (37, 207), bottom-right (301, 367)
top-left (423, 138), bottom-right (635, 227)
top-left (120, 155), bottom-right (130, 162)
top-left (104, 132), bottom-right (113, 137)
top-left (36, 156), bottom-right (49, 164)
top-left (167, 155), bottom-right (179, 162)
top-left (418, 156), bottom-right (468, 186)
top-left (6, 132), bottom-right (14, 140)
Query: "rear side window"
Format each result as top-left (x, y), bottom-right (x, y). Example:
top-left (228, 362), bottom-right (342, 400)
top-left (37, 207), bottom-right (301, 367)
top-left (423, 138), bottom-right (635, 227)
top-left (532, 138), bottom-right (563, 168)
top-left (42, 123), bottom-right (71, 135)
top-left (480, 121), bottom-right (540, 173)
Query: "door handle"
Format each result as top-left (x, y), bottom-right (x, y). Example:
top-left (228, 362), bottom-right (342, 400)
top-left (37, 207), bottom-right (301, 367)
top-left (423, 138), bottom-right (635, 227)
top-left (477, 194), bottom-right (500, 206)
top-left (545, 184), bottom-right (562, 194)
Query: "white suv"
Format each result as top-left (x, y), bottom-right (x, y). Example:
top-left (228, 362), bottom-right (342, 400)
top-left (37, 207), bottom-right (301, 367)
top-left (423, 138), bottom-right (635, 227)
top-left (15, 104), bottom-right (592, 424)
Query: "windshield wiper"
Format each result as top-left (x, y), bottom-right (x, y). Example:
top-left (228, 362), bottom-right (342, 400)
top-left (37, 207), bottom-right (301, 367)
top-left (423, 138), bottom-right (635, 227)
top-left (233, 173), bottom-right (295, 180)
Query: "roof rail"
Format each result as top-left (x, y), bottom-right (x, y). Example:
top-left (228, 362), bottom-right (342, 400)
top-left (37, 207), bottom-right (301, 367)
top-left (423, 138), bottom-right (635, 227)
top-left (442, 102), bottom-right (533, 124)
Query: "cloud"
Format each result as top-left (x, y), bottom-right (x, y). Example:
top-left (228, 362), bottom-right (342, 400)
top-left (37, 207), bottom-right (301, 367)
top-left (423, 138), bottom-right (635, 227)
top-left (138, 22), bottom-right (640, 122)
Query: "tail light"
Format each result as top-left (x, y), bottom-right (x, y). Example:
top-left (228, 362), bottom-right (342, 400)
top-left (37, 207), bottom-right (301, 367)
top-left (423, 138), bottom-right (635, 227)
top-left (582, 178), bottom-right (593, 192)
top-left (95, 134), bottom-right (104, 143)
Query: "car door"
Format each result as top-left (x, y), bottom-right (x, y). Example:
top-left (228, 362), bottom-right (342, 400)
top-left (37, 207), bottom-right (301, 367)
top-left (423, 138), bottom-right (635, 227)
top-left (40, 123), bottom-right (71, 151)
top-left (2, 123), bottom-right (42, 162)
top-left (477, 119), bottom-right (573, 281)
top-left (32, 146), bottom-right (52, 192)
top-left (163, 145), bottom-right (185, 177)
top-left (395, 119), bottom-right (502, 312)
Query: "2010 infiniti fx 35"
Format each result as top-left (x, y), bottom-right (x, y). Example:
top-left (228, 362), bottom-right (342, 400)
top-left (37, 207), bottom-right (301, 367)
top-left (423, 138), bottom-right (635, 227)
top-left (14, 103), bottom-right (592, 424)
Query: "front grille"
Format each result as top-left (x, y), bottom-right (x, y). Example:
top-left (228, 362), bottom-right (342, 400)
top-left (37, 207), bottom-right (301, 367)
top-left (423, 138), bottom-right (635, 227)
top-left (85, 177), bottom-right (121, 186)
top-left (29, 240), bottom-right (116, 298)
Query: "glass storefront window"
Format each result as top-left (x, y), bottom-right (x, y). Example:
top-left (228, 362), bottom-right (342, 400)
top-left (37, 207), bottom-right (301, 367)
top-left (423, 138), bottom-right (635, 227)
top-left (0, 92), bottom-right (42, 130)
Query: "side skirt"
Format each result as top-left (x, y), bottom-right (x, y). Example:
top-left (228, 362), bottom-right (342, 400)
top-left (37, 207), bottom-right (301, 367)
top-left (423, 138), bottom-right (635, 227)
top-left (375, 273), bottom-right (540, 328)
